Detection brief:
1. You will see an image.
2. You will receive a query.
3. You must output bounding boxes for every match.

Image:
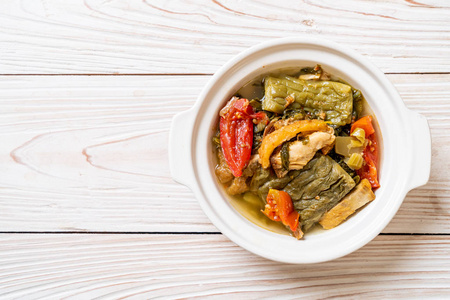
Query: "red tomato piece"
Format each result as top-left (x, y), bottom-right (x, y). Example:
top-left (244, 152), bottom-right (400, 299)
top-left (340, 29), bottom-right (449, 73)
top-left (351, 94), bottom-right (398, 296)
top-left (219, 97), bottom-right (267, 177)
top-left (351, 115), bottom-right (380, 189)
top-left (357, 132), bottom-right (380, 189)
top-left (262, 189), bottom-right (299, 232)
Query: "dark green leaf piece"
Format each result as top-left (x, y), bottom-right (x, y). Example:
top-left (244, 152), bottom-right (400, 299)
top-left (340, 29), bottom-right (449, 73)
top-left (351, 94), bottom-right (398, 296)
top-left (283, 155), bottom-right (355, 232)
top-left (258, 170), bottom-right (301, 201)
top-left (280, 142), bottom-right (290, 171)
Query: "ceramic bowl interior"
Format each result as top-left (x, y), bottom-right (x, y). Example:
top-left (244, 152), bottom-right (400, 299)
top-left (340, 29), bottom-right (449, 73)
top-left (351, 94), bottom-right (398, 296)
top-left (207, 60), bottom-right (383, 231)
top-left (170, 38), bottom-right (430, 263)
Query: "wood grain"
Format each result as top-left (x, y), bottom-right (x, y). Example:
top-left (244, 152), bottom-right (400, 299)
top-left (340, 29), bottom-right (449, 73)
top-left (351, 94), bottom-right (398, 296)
top-left (1, 1), bottom-right (449, 297)
top-left (0, 0), bottom-right (449, 74)
top-left (0, 74), bottom-right (448, 233)
top-left (0, 234), bottom-right (448, 299)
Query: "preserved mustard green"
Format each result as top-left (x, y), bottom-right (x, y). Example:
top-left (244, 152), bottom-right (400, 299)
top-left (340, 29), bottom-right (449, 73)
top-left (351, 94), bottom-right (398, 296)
top-left (263, 75), bottom-right (353, 126)
top-left (284, 155), bottom-right (356, 231)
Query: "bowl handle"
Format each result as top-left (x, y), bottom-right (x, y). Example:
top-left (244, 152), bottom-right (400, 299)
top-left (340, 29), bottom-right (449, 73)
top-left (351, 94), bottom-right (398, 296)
top-left (169, 108), bottom-right (195, 189)
top-left (407, 111), bottom-right (432, 191)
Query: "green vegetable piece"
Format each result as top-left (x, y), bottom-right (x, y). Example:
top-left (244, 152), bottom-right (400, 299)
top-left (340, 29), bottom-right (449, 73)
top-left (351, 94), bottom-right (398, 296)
top-left (283, 155), bottom-right (355, 231)
top-left (335, 136), bottom-right (364, 157)
top-left (280, 142), bottom-right (290, 171)
top-left (350, 138), bottom-right (364, 148)
top-left (255, 122), bottom-right (266, 133)
top-left (351, 127), bottom-right (365, 144)
top-left (249, 99), bottom-right (262, 111)
top-left (338, 156), bottom-right (357, 178)
top-left (212, 130), bottom-right (221, 148)
top-left (249, 167), bottom-right (272, 193)
top-left (346, 153), bottom-right (364, 170)
top-left (258, 170), bottom-right (300, 201)
top-left (353, 175), bottom-right (361, 185)
top-left (352, 89), bottom-right (364, 120)
top-left (263, 75), bottom-right (353, 126)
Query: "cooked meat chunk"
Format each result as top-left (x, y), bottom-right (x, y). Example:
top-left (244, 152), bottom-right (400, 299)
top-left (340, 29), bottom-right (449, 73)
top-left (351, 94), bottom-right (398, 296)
top-left (293, 227), bottom-right (304, 240)
top-left (298, 65), bottom-right (331, 81)
top-left (319, 179), bottom-right (375, 229)
top-left (242, 154), bottom-right (260, 177)
top-left (270, 128), bottom-right (335, 177)
top-left (273, 118), bottom-right (296, 131)
top-left (225, 154), bottom-right (261, 195)
top-left (227, 176), bottom-right (249, 195)
top-left (263, 117), bottom-right (299, 138)
top-left (215, 149), bottom-right (234, 184)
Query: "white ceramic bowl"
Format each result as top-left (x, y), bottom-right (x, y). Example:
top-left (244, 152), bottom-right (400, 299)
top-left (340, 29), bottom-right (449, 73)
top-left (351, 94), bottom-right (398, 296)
top-left (169, 37), bottom-right (431, 263)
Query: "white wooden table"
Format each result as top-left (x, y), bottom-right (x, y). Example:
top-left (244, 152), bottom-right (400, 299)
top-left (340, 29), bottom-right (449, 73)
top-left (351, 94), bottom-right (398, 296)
top-left (1, 1), bottom-right (449, 298)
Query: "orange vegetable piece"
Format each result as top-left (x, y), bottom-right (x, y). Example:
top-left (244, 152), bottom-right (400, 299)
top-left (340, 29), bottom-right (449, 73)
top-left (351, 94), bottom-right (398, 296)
top-left (351, 115), bottom-right (375, 136)
top-left (258, 119), bottom-right (328, 168)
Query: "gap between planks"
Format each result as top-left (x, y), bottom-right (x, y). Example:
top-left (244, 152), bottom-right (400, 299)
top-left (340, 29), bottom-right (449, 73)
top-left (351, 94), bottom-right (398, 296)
top-left (0, 232), bottom-right (449, 236)
top-left (0, 73), bottom-right (213, 76)
top-left (0, 72), bottom-right (450, 76)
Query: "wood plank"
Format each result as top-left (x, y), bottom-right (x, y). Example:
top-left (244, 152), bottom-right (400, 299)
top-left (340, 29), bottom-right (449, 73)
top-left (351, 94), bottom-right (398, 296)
top-left (384, 74), bottom-right (450, 234)
top-left (0, 74), bottom-right (448, 233)
top-left (0, 0), bottom-right (449, 74)
top-left (0, 234), bottom-right (448, 299)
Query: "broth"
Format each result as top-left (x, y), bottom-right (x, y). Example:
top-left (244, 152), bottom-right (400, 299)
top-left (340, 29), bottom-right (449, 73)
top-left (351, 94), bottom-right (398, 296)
top-left (229, 191), bottom-right (289, 236)
top-left (215, 66), bottom-right (381, 238)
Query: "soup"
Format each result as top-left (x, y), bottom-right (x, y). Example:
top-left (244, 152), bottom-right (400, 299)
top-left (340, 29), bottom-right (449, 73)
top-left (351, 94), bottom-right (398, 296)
top-left (213, 65), bottom-right (380, 239)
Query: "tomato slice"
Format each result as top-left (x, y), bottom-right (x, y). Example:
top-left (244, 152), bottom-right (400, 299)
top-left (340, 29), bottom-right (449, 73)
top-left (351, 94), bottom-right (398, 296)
top-left (262, 189), bottom-right (299, 232)
top-left (219, 97), bottom-right (267, 177)
top-left (357, 133), bottom-right (380, 189)
top-left (353, 115), bottom-right (380, 190)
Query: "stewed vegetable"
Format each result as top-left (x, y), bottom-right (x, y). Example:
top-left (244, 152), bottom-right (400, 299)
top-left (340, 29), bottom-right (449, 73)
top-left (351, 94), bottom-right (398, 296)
top-left (219, 97), bottom-right (268, 177)
top-left (213, 65), bottom-right (380, 239)
top-left (263, 75), bottom-right (353, 126)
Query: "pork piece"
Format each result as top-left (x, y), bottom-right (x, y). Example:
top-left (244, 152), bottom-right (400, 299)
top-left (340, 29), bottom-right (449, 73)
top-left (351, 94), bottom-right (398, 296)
top-left (227, 154), bottom-right (260, 195)
top-left (270, 127), bottom-right (335, 178)
top-left (215, 149), bottom-right (234, 184)
top-left (242, 154), bottom-right (260, 177)
top-left (319, 179), bottom-right (375, 229)
top-left (273, 118), bottom-right (296, 131)
top-left (293, 226), bottom-right (304, 240)
top-left (298, 66), bottom-right (331, 81)
top-left (227, 176), bottom-right (249, 195)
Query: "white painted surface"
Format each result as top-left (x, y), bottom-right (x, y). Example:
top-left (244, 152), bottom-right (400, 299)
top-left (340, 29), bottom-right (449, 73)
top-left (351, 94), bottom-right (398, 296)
top-left (0, 0), bottom-right (449, 74)
top-left (0, 75), bottom-right (448, 233)
top-left (1, 0), bottom-right (449, 297)
top-left (0, 235), bottom-right (449, 299)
